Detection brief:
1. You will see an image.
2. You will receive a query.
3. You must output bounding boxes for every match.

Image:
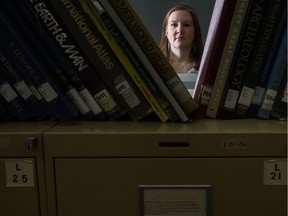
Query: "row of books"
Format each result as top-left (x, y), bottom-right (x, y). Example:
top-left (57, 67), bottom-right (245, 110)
top-left (193, 0), bottom-right (287, 120)
top-left (0, 0), bottom-right (199, 122)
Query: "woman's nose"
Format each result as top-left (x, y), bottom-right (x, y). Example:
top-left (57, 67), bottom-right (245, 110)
top-left (176, 25), bottom-right (184, 33)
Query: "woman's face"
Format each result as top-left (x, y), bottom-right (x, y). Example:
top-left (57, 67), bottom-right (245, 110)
top-left (166, 9), bottom-right (195, 51)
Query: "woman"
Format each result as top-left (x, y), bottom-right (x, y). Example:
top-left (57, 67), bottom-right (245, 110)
top-left (159, 4), bottom-right (203, 74)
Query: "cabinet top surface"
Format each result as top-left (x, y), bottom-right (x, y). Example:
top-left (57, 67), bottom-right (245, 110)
top-left (43, 119), bottom-right (287, 134)
top-left (0, 121), bottom-right (57, 134)
top-left (0, 120), bottom-right (286, 134)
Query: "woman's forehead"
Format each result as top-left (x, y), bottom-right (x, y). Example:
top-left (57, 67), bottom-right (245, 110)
top-left (168, 10), bottom-right (193, 22)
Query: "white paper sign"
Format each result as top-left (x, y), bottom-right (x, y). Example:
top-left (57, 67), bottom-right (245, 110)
top-left (139, 185), bottom-right (211, 216)
top-left (5, 159), bottom-right (34, 187)
top-left (263, 160), bottom-right (287, 185)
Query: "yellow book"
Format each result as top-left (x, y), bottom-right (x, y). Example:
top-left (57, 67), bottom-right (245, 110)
top-left (80, 0), bottom-right (170, 122)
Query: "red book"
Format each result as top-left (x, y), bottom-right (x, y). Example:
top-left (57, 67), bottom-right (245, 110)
top-left (192, 0), bottom-right (237, 118)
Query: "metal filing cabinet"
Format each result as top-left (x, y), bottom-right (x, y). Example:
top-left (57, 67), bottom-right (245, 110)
top-left (43, 119), bottom-right (287, 216)
top-left (0, 121), bottom-right (56, 216)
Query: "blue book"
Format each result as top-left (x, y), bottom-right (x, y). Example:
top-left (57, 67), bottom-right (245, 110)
top-left (257, 28), bottom-right (287, 119)
top-left (0, 7), bottom-right (78, 122)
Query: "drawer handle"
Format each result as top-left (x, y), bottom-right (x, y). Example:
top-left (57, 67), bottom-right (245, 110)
top-left (158, 142), bottom-right (189, 148)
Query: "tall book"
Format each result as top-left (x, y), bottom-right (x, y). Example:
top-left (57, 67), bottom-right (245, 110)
top-left (0, 6), bottom-right (78, 122)
top-left (96, 4), bottom-right (179, 122)
top-left (79, 0), bottom-right (171, 122)
top-left (0, 0), bottom-right (101, 120)
top-left (90, 0), bottom-right (180, 122)
top-left (248, 5), bottom-right (287, 117)
top-left (204, 0), bottom-right (253, 118)
top-left (192, 0), bottom-right (238, 118)
top-left (0, 48), bottom-right (48, 120)
top-left (0, 0), bottom-right (97, 120)
top-left (257, 28), bottom-right (287, 119)
top-left (45, 0), bottom-right (153, 121)
top-left (235, 0), bottom-right (286, 118)
top-left (270, 71), bottom-right (287, 120)
top-left (11, 0), bottom-right (108, 120)
top-left (97, 0), bottom-right (199, 122)
top-left (24, 0), bottom-right (126, 120)
top-left (214, 0), bottom-right (271, 119)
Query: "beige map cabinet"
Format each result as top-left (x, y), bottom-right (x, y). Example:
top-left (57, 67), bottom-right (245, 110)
top-left (0, 121), bottom-right (56, 216)
top-left (43, 119), bottom-right (287, 216)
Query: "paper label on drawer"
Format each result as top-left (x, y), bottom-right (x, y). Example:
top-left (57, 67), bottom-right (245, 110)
top-left (5, 160), bottom-right (34, 187)
top-left (263, 160), bottom-right (287, 185)
top-left (139, 185), bottom-right (211, 216)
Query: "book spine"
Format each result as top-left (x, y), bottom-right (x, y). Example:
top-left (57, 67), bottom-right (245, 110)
top-left (0, 72), bottom-right (34, 121)
top-left (0, 49), bottom-right (48, 120)
top-left (193, 0), bottom-right (238, 118)
top-left (270, 71), bottom-right (287, 120)
top-left (0, 42), bottom-right (57, 121)
top-left (3, 0), bottom-right (101, 120)
top-left (248, 5), bottom-right (287, 117)
top-left (13, 0), bottom-right (107, 120)
top-left (99, 0), bottom-right (199, 118)
top-left (98, 1), bottom-right (194, 122)
top-left (0, 7), bottom-right (78, 122)
top-left (24, 0), bottom-right (125, 120)
top-left (98, 10), bottom-right (179, 122)
top-left (80, 0), bottom-right (170, 122)
top-left (47, 0), bottom-right (153, 121)
top-left (257, 28), bottom-right (287, 119)
top-left (205, 0), bottom-right (252, 118)
top-left (215, 0), bottom-right (270, 119)
top-left (235, 0), bottom-right (286, 118)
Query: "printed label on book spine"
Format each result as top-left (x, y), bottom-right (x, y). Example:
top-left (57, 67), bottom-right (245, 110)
top-left (261, 89), bottom-right (277, 111)
top-left (29, 85), bottom-right (43, 101)
top-left (79, 88), bottom-right (103, 115)
top-left (37, 82), bottom-right (58, 102)
top-left (66, 88), bottom-right (90, 115)
top-left (95, 89), bottom-right (117, 112)
top-left (224, 89), bottom-right (239, 109)
top-left (167, 76), bottom-right (191, 103)
top-left (200, 85), bottom-right (212, 105)
top-left (0, 81), bottom-right (17, 102)
top-left (116, 79), bottom-right (140, 109)
top-left (14, 80), bottom-right (33, 100)
top-left (251, 86), bottom-right (265, 105)
top-left (238, 86), bottom-right (254, 106)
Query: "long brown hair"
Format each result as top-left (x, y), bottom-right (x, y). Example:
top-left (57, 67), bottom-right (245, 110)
top-left (159, 3), bottom-right (203, 69)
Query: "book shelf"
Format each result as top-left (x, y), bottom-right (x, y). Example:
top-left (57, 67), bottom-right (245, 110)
top-left (0, 0), bottom-right (287, 215)
top-left (0, 119), bottom-right (287, 216)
